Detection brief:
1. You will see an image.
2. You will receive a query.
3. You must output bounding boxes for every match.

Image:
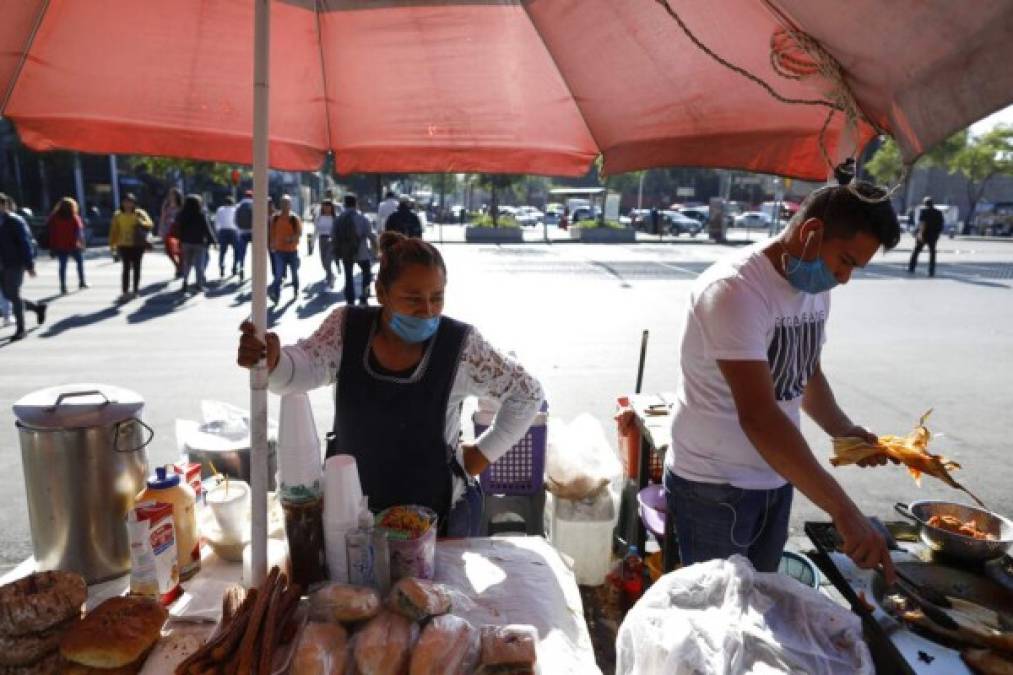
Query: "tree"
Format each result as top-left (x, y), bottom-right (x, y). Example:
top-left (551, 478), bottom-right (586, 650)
top-left (951, 125), bottom-right (1013, 230)
top-left (477, 174), bottom-right (525, 226)
top-left (126, 156), bottom-right (241, 190)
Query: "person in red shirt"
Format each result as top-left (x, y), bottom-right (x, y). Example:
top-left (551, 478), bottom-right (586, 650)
top-left (46, 197), bottom-right (88, 294)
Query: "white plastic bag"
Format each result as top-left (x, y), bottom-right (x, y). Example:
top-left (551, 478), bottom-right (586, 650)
top-left (616, 555), bottom-right (873, 675)
top-left (545, 414), bottom-right (623, 500)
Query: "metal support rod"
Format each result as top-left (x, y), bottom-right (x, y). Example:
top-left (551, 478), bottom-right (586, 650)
top-left (108, 155), bottom-right (120, 210)
top-left (635, 329), bottom-right (649, 394)
top-left (73, 154), bottom-right (86, 213)
top-left (249, 0), bottom-right (271, 588)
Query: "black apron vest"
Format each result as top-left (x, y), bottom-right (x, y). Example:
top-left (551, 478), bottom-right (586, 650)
top-left (329, 306), bottom-right (470, 525)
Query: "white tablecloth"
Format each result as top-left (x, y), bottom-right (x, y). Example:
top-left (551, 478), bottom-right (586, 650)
top-left (2, 536), bottom-right (600, 675)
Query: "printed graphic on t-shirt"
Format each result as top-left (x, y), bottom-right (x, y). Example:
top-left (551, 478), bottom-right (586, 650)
top-left (767, 312), bottom-right (825, 401)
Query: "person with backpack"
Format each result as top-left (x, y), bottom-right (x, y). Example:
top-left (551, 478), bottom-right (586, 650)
top-left (268, 195), bottom-right (302, 303)
top-left (333, 194), bottom-right (377, 305)
top-left (109, 193), bottom-right (154, 301)
top-left (0, 193), bottom-right (47, 340)
top-left (233, 190), bottom-right (254, 281)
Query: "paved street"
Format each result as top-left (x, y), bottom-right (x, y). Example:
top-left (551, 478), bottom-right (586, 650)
top-left (1, 232), bottom-right (1011, 572)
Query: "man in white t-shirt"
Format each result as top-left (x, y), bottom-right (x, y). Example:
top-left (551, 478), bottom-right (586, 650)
top-left (376, 190), bottom-right (399, 235)
top-left (213, 196), bottom-right (238, 278)
top-left (666, 182), bottom-right (901, 582)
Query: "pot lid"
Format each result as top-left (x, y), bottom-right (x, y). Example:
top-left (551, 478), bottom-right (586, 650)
top-left (13, 383), bottom-right (145, 429)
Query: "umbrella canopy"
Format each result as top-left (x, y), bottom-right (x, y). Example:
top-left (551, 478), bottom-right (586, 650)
top-left (3, 0), bottom-right (1012, 180)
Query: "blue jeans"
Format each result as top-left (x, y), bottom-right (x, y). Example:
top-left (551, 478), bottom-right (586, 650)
top-left (217, 229), bottom-right (238, 273)
top-left (664, 469), bottom-right (793, 573)
top-left (444, 482), bottom-right (484, 538)
top-left (235, 231), bottom-right (252, 271)
top-left (56, 249), bottom-right (85, 289)
top-left (270, 251), bottom-right (300, 297)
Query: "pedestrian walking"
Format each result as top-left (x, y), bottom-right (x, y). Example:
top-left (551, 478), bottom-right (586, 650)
top-left (233, 190), bottom-right (254, 280)
top-left (384, 196), bottom-right (423, 238)
top-left (175, 194), bottom-right (217, 293)
top-left (109, 193), bottom-right (154, 301)
top-left (313, 198), bottom-right (339, 287)
top-left (159, 188), bottom-right (184, 278)
top-left (214, 196), bottom-right (238, 278)
top-left (376, 190), bottom-right (398, 234)
top-left (268, 195), bottom-right (302, 303)
top-left (333, 194), bottom-right (378, 305)
top-left (0, 193), bottom-right (47, 340)
top-left (908, 196), bottom-right (944, 277)
top-left (46, 196), bottom-right (88, 293)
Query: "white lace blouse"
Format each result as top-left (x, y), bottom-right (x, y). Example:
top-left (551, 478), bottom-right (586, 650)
top-left (268, 306), bottom-right (545, 473)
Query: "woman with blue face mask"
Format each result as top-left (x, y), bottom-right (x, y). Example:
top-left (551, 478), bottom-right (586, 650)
top-left (238, 231), bottom-right (544, 537)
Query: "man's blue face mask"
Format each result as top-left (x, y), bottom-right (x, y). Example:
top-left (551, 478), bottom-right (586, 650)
top-left (782, 230), bottom-right (838, 294)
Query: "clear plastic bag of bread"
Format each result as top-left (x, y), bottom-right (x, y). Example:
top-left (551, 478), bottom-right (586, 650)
top-left (308, 583), bottom-right (381, 624)
top-left (353, 610), bottom-right (419, 675)
top-left (386, 578), bottom-right (454, 622)
top-left (478, 624), bottom-right (538, 675)
top-left (291, 621), bottom-right (350, 675)
top-left (409, 614), bottom-right (480, 675)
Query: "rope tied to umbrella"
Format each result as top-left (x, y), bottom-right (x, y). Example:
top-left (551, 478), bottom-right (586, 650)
top-left (654, 0), bottom-right (908, 203)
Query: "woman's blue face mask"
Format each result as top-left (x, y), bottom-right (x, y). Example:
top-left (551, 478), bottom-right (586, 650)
top-left (388, 312), bottom-right (440, 343)
top-left (782, 230), bottom-right (838, 294)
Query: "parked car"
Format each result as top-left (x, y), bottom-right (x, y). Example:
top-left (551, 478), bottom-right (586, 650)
top-left (515, 206), bottom-right (545, 227)
top-left (679, 207), bottom-right (709, 224)
top-left (664, 210), bottom-right (703, 236)
top-left (734, 211), bottom-right (772, 229)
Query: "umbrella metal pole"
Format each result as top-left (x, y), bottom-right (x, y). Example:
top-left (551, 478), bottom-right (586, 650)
top-left (249, 0), bottom-right (271, 588)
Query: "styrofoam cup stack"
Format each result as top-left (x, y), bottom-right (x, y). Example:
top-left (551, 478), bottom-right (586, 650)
top-left (323, 454), bottom-right (364, 581)
top-left (277, 393), bottom-right (323, 499)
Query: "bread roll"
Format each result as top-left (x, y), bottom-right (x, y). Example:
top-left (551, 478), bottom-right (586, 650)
top-left (409, 614), bottom-right (479, 675)
top-left (309, 584), bottom-right (381, 624)
top-left (386, 578), bottom-right (451, 622)
top-left (59, 597), bottom-right (167, 669)
top-left (353, 611), bottom-right (417, 675)
top-left (0, 618), bottom-right (74, 667)
top-left (292, 622), bottom-right (349, 675)
top-left (0, 571), bottom-right (86, 636)
top-left (479, 625), bottom-right (537, 674)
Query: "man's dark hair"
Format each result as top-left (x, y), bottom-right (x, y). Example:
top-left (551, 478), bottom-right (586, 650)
top-left (385, 191), bottom-right (396, 199)
top-left (223, 196), bottom-right (235, 206)
top-left (344, 194), bottom-right (357, 209)
top-left (795, 182), bottom-right (901, 250)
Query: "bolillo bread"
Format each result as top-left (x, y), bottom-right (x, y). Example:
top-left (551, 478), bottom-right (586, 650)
top-left (386, 578), bottom-right (451, 622)
top-left (292, 622), bottom-right (349, 675)
top-left (59, 596), bottom-right (167, 669)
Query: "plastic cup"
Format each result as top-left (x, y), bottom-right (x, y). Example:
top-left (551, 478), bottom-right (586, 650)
top-left (206, 480), bottom-right (250, 542)
top-left (323, 455), bottom-right (363, 525)
top-left (278, 393), bottom-right (323, 489)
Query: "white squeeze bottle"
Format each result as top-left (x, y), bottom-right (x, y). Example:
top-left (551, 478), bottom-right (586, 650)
top-left (136, 466), bottom-right (201, 580)
top-left (345, 497), bottom-right (377, 587)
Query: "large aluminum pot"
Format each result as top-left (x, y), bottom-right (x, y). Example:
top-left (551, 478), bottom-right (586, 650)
top-left (15, 384), bottom-right (152, 583)
top-left (183, 438), bottom-right (277, 491)
top-left (895, 500), bottom-right (1013, 563)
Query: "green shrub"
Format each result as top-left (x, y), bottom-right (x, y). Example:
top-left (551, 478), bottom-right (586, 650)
top-left (573, 219), bottom-right (626, 230)
top-left (470, 214), bottom-right (520, 229)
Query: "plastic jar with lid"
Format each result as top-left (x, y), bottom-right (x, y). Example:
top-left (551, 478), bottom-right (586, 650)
top-left (137, 465), bottom-right (201, 579)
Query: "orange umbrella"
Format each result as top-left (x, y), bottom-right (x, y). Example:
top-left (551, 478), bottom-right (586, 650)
top-left (4, 0), bottom-right (1012, 179)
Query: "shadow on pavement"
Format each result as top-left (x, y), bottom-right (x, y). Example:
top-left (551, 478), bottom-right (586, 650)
top-left (862, 262), bottom-right (1011, 289)
top-left (126, 289), bottom-right (188, 324)
top-left (40, 306), bottom-right (121, 337)
top-left (268, 297), bottom-right (297, 327)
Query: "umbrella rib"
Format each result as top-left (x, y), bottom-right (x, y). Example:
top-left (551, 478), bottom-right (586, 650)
top-left (1, 0), bottom-right (51, 115)
top-left (313, 0), bottom-right (335, 153)
top-left (518, 1), bottom-right (603, 165)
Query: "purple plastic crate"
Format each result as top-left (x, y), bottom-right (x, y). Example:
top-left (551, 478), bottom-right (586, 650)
top-left (474, 413), bottom-right (547, 497)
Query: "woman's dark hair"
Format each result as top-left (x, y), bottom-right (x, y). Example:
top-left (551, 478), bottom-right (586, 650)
top-left (165, 187), bottom-right (183, 208)
top-left (178, 194), bottom-right (204, 223)
top-left (319, 199), bottom-right (336, 216)
top-left (795, 182), bottom-right (901, 250)
top-left (377, 231), bottom-right (446, 289)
